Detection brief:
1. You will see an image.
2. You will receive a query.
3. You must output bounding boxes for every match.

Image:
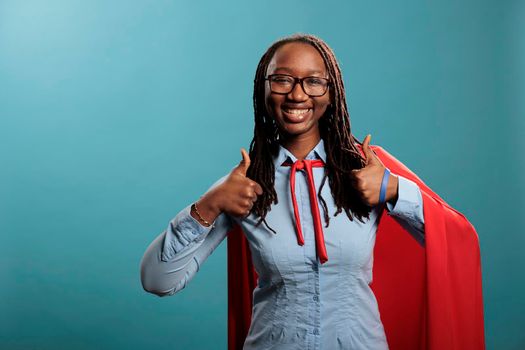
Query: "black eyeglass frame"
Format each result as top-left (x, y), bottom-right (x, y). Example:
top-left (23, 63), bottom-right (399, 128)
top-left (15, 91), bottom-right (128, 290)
top-left (264, 74), bottom-right (331, 97)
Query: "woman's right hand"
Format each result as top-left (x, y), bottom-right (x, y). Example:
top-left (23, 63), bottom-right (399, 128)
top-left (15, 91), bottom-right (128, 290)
top-left (192, 148), bottom-right (263, 225)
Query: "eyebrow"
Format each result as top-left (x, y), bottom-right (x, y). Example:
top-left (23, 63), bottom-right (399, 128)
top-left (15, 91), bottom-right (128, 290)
top-left (273, 67), bottom-right (326, 75)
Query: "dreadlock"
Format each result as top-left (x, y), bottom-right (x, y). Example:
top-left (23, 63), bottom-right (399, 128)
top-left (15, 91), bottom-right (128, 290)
top-left (247, 33), bottom-right (372, 233)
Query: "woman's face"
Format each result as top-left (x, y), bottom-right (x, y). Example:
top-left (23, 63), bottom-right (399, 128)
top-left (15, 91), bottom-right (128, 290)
top-left (265, 42), bottom-right (331, 141)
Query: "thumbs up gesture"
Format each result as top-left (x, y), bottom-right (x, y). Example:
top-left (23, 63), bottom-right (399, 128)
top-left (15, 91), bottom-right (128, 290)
top-left (351, 134), bottom-right (399, 207)
top-left (216, 148), bottom-right (264, 217)
top-left (205, 148), bottom-right (263, 219)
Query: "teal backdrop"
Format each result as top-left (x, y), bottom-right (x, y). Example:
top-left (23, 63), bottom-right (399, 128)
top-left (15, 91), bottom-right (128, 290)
top-left (1, 1), bottom-right (524, 349)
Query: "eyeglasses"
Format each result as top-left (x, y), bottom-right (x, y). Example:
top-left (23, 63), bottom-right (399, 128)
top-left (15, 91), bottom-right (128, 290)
top-left (265, 74), bottom-right (331, 97)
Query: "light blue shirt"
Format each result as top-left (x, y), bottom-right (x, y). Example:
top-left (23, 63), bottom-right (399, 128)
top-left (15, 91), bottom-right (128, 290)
top-left (140, 139), bottom-right (425, 350)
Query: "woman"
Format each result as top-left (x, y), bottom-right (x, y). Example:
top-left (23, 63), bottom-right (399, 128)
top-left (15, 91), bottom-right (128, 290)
top-left (140, 34), bottom-right (484, 350)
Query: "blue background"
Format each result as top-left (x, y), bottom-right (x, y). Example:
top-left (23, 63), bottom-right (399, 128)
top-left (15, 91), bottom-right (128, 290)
top-left (1, 1), bottom-right (523, 349)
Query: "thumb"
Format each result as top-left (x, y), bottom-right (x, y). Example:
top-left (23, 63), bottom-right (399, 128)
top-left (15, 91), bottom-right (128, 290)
top-left (235, 148), bottom-right (251, 176)
top-left (362, 134), bottom-right (377, 165)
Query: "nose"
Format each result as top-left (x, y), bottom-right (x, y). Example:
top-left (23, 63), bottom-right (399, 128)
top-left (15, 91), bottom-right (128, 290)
top-left (287, 81), bottom-right (308, 101)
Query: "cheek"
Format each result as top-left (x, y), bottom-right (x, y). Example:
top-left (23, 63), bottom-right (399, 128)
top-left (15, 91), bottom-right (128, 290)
top-left (265, 92), bottom-right (282, 117)
top-left (314, 100), bottom-right (331, 118)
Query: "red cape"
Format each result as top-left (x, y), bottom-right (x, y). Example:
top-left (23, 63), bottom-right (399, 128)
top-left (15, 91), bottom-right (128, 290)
top-left (227, 145), bottom-right (485, 350)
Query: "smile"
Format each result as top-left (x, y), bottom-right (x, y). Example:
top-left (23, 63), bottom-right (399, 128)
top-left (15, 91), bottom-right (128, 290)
top-left (282, 108), bottom-right (312, 123)
top-left (282, 108), bottom-right (311, 115)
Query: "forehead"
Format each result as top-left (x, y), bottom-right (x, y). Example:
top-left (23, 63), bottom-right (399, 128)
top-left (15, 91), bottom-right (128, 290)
top-left (266, 42), bottom-right (327, 76)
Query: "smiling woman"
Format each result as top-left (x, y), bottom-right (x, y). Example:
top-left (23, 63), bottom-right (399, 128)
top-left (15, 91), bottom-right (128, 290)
top-left (140, 33), bottom-right (485, 350)
top-left (264, 42), bottom-right (331, 141)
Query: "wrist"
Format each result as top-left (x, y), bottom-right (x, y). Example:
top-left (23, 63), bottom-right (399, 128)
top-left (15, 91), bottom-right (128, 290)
top-left (191, 202), bottom-right (212, 227)
top-left (198, 190), bottom-right (222, 217)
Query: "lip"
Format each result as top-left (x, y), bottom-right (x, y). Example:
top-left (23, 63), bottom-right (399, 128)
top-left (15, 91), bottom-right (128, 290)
top-left (281, 108), bottom-right (312, 123)
top-left (282, 104), bottom-right (312, 110)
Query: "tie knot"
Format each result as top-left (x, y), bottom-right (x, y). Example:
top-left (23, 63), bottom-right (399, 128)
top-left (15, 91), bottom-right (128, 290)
top-left (282, 158), bottom-right (325, 170)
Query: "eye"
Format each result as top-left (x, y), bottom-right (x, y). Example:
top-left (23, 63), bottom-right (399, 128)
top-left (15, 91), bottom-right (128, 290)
top-left (271, 75), bottom-right (293, 84)
top-left (305, 77), bottom-right (326, 86)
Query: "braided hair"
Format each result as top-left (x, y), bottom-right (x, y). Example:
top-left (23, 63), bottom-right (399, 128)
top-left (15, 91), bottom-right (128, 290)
top-left (247, 33), bottom-right (371, 233)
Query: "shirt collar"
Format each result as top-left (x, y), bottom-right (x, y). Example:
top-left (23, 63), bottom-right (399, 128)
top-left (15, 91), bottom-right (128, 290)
top-left (273, 138), bottom-right (327, 166)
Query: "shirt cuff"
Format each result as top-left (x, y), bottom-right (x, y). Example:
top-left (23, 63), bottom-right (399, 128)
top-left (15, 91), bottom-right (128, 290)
top-left (161, 204), bottom-right (215, 260)
top-left (385, 175), bottom-right (424, 226)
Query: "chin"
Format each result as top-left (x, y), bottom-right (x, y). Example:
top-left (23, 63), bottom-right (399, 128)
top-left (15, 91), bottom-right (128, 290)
top-left (277, 120), bottom-right (317, 138)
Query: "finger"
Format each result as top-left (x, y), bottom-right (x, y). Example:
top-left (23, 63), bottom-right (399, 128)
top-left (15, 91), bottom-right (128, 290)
top-left (239, 199), bottom-right (254, 211)
top-left (235, 148), bottom-right (251, 176)
top-left (362, 134), bottom-right (372, 164)
top-left (235, 207), bottom-right (252, 218)
top-left (252, 181), bottom-right (263, 196)
top-left (243, 188), bottom-right (258, 202)
top-left (362, 134), bottom-right (379, 165)
top-left (241, 200), bottom-right (254, 216)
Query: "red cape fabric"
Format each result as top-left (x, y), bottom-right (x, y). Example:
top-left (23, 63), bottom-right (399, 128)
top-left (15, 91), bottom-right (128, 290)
top-left (227, 144), bottom-right (485, 350)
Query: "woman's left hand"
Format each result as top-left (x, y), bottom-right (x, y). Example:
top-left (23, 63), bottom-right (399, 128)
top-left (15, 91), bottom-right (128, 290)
top-left (351, 134), bottom-right (399, 207)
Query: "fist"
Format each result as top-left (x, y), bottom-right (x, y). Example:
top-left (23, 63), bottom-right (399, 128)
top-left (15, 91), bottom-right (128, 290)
top-left (214, 148), bottom-right (263, 217)
top-left (351, 134), bottom-right (398, 206)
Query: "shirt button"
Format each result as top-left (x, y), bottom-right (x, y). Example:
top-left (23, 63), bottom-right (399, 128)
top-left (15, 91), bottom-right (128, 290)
top-left (313, 295), bottom-right (319, 302)
top-left (313, 328), bottom-right (320, 335)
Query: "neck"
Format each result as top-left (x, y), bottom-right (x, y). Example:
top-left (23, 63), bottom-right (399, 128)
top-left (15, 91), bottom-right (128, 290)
top-left (280, 132), bottom-right (321, 161)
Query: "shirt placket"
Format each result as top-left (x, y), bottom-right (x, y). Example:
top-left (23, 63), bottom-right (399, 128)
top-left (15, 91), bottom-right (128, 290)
top-left (297, 168), bottom-right (321, 350)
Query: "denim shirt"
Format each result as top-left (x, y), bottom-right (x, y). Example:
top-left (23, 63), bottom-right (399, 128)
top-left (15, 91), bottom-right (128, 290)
top-left (140, 139), bottom-right (425, 350)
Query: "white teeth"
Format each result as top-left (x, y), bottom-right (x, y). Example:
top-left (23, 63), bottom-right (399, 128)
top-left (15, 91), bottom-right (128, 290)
top-left (284, 108), bottom-right (311, 115)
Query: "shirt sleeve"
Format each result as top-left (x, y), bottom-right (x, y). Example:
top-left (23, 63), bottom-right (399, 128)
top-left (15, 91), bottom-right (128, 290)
top-left (140, 175), bottom-right (233, 297)
top-left (385, 175), bottom-right (425, 246)
top-left (160, 204), bottom-right (217, 260)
